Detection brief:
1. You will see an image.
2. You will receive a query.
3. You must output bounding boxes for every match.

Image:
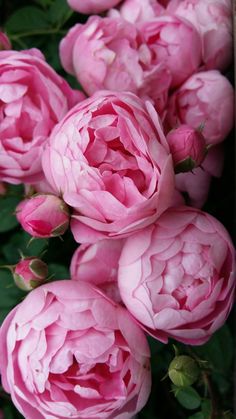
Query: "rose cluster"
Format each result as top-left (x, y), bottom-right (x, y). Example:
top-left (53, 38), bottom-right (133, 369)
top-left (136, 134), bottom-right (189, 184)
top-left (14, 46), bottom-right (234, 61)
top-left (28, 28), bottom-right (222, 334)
top-left (0, 0), bottom-right (235, 418)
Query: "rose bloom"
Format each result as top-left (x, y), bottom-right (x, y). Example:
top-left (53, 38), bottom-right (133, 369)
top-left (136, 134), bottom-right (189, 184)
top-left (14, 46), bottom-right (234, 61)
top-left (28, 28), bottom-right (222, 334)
top-left (138, 15), bottom-right (202, 88)
top-left (167, 0), bottom-right (232, 71)
top-left (67, 0), bottom-right (122, 14)
top-left (16, 194), bottom-right (70, 238)
top-left (0, 48), bottom-right (84, 184)
top-left (166, 70), bottom-right (234, 146)
top-left (118, 206), bottom-right (236, 345)
top-left (71, 239), bottom-right (124, 302)
top-left (108, 0), bottom-right (164, 23)
top-left (0, 280), bottom-right (151, 419)
top-left (43, 91), bottom-right (175, 243)
top-left (60, 17), bottom-right (172, 115)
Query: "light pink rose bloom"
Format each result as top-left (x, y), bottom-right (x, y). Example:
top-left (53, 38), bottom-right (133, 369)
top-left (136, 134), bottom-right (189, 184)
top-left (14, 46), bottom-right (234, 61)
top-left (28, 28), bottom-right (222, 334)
top-left (167, 124), bottom-right (206, 172)
top-left (16, 194), bottom-right (70, 238)
top-left (118, 206), bottom-right (236, 345)
top-left (175, 145), bottom-right (224, 208)
top-left (167, 0), bottom-right (232, 71)
top-left (166, 70), bottom-right (234, 146)
top-left (43, 91), bottom-right (175, 243)
top-left (0, 32), bottom-right (11, 50)
top-left (13, 256), bottom-right (48, 291)
top-left (60, 17), bottom-right (172, 116)
top-left (0, 280), bottom-right (151, 419)
top-left (0, 48), bottom-right (85, 185)
top-left (108, 0), bottom-right (164, 23)
top-left (138, 15), bottom-right (202, 88)
top-left (67, 0), bottom-right (122, 14)
top-left (71, 240), bottom-right (124, 302)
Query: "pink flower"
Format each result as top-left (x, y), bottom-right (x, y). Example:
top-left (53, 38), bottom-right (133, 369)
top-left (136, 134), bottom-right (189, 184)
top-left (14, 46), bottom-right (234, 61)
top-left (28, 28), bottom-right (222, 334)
top-left (108, 0), bottom-right (164, 23)
top-left (138, 15), bottom-right (202, 88)
top-left (16, 194), bottom-right (70, 238)
top-left (13, 257), bottom-right (48, 291)
top-left (67, 0), bottom-right (122, 14)
top-left (0, 32), bottom-right (11, 50)
top-left (60, 17), bottom-right (172, 116)
top-left (167, 124), bottom-right (206, 172)
top-left (43, 91), bottom-right (175, 243)
top-left (166, 70), bottom-right (234, 145)
top-left (175, 145), bottom-right (224, 208)
top-left (167, 0), bottom-right (232, 71)
top-left (118, 206), bottom-right (236, 345)
top-left (0, 280), bottom-right (151, 418)
top-left (0, 48), bottom-right (85, 185)
top-left (71, 240), bottom-right (124, 302)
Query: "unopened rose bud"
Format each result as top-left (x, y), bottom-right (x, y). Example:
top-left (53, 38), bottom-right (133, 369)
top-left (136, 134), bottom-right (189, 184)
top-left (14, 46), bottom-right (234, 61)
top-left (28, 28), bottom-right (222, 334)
top-left (13, 257), bottom-right (48, 291)
top-left (168, 355), bottom-right (200, 387)
top-left (167, 124), bottom-right (207, 173)
top-left (16, 194), bottom-right (70, 238)
top-left (0, 32), bottom-right (11, 50)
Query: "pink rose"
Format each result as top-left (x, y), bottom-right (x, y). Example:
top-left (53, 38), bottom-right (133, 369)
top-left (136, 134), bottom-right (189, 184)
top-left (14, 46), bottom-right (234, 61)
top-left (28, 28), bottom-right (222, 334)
top-left (167, 124), bottom-right (206, 172)
top-left (166, 70), bottom-right (234, 145)
top-left (16, 194), bottom-right (70, 238)
top-left (43, 91), bottom-right (175, 243)
top-left (60, 17), bottom-right (172, 115)
top-left (67, 0), bottom-right (122, 14)
top-left (71, 240), bottom-right (124, 302)
top-left (138, 15), bottom-right (202, 88)
top-left (0, 280), bottom-right (151, 418)
top-left (13, 256), bottom-right (48, 291)
top-left (118, 206), bottom-right (236, 345)
top-left (108, 0), bottom-right (164, 23)
top-left (0, 32), bottom-right (11, 50)
top-left (0, 49), bottom-right (85, 184)
top-left (167, 0), bottom-right (232, 71)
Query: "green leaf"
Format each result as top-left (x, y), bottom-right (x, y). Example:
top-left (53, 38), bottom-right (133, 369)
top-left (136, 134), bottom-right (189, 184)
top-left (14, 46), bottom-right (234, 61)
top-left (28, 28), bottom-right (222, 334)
top-left (0, 269), bottom-right (25, 324)
top-left (2, 231), bottom-right (47, 264)
top-left (188, 413), bottom-right (204, 419)
top-left (175, 386), bottom-right (201, 410)
top-left (194, 325), bottom-right (233, 373)
top-left (6, 6), bottom-right (50, 34)
top-left (0, 196), bottom-right (20, 232)
top-left (48, 0), bottom-right (72, 26)
top-left (48, 263), bottom-right (69, 280)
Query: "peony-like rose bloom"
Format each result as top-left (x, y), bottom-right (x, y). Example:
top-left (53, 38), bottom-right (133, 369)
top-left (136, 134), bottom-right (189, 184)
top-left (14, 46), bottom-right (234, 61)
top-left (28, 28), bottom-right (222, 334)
top-left (67, 0), bottom-right (122, 14)
top-left (71, 239), bottom-right (124, 302)
top-left (60, 17), bottom-right (172, 116)
top-left (43, 91), bottom-right (175, 243)
top-left (118, 206), bottom-right (236, 345)
top-left (0, 48), bottom-right (85, 185)
top-left (108, 0), bottom-right (164, 23)
top-left (166, 70), bottom-right (234, 145)
top-left (16, 194), bottom-right (70, 238)
top-left (167, 0), bottom-right (232, 71)
top-left (0, 32), bottom-right (11, 50)
top-left (138, 15), bottom-right (202, 88)
top-left (0, 280), bottom-right (151, 418)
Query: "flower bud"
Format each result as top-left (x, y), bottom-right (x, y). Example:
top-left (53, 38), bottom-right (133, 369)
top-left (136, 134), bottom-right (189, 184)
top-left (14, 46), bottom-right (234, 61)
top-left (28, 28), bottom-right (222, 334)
top-left (13, 257), bottom-right (48, 291)
top-left (0, 32), bottom-right (11, 50)
top-left (167, 125), bottom-right (207, 173)
top-left (16, 194), bottom-right (70, 238)
top-left (168, 355), bottom-right (200, 387)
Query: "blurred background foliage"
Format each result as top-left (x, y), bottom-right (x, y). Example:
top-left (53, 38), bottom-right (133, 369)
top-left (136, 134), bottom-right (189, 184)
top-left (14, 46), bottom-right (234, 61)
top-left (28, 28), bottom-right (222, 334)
top-left (0, 1), bottom-right (235, 418)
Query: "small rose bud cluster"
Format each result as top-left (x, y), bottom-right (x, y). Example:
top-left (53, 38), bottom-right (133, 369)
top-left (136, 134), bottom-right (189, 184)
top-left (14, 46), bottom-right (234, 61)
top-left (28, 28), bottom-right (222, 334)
top-left (13, 256), bottom-right (48, 291)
